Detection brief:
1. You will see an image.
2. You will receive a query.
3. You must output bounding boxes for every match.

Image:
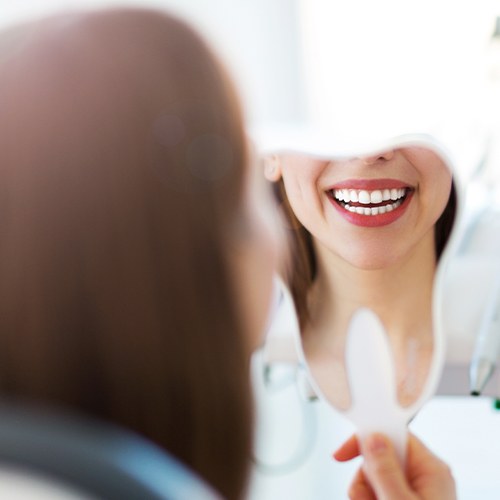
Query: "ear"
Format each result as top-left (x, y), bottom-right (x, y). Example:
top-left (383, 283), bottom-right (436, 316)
top-left (263, 155), bottom-right (282, 182)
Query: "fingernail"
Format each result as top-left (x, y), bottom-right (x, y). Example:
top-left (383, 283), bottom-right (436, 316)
top-left (366, 434), bottom-right (387, 455)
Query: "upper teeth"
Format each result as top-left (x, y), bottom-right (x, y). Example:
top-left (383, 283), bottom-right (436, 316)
top-left (333, 188), bottom-right (406, 204)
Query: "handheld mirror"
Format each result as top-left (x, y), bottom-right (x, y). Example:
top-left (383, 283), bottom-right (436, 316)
top-left (264, 135), bottom-right (460, 461)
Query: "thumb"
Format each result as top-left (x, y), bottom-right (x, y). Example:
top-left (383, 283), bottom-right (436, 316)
top-left (361, 434), bottom-right (413, 500)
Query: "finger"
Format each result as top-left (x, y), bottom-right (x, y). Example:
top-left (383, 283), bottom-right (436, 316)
top-left (361, 433), bottom-right (414, 500)
top-left (333, 434), bottom-right (360, 461)
top-left (406, 433), bottom-right (447, 472)
top-left (405, 434), bottom-right (456, 497)
top-left (348, 467), bottom-right (377, 500)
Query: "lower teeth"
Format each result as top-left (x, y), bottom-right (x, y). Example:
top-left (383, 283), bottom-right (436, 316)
top-left (343, 200), bottom-right (402, 215)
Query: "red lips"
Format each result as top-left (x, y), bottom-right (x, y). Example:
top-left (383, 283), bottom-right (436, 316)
top-left (327, 179), bottom-right (414, 228)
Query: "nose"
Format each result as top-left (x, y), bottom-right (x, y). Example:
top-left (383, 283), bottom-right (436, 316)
top-left (359, 149), bottom-right (395, 165)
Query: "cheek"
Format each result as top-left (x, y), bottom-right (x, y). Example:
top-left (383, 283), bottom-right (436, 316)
top-left (281, 175), bottom-right (322, 232)
top-left (281, 162), bottom-right (322, 201)
top-left (281, 172), bottom-right (304, 203)
top-left (412, 151), bottom-right (453, 219)
top-left (426, 172), bottom-right (453, 225)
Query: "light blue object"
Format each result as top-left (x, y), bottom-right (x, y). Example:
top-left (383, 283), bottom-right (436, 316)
top-left (0, 403), bottom-right (221, 499)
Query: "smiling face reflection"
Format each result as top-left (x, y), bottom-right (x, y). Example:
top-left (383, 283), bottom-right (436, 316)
top-left (265, 145), bottom-right (454, 410)
top-left (278, 147), bottom-right (452, 270)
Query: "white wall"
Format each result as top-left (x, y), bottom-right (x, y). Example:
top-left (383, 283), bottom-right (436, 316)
top-left (296, 0), bottom-right (499, 180)
top-left (0, 0), bottom-right (306, 127)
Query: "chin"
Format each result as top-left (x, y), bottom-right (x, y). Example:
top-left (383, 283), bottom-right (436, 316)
top-left (343, 250), bottom-right (403, 271)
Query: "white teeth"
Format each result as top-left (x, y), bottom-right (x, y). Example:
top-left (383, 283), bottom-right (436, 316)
top-left (332, 187), bottom-right (407, 217)
top-left (370, 190), bottom-right (383, 204)
top-left (338, 199), bottom-right (403, 216)
top-left (333, 187), bottom-right (407, 204)
top-left (358, 190), bottom-right (371, 204)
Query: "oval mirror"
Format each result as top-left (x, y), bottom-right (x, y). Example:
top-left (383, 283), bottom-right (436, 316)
top-left (263, 135), bottom-right (460, 456)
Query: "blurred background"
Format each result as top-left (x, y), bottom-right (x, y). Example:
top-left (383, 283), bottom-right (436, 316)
top-left (3, 0), bottom-right (500, 178)
top-left (3, 1), bottom-right (500, 498)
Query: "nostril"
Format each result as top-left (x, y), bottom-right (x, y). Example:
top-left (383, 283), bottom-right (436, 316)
top-left (361, 150), bottom-right (395, 164)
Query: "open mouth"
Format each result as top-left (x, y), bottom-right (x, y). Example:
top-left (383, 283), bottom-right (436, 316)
top-left (328, 187), bottom-right (412, 216)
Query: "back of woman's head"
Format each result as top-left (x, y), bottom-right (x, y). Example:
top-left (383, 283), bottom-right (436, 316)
top-left (0, 8), bottom-right (251, 499)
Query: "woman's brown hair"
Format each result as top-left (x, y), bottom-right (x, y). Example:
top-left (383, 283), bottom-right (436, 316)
top-left (0, 9), bottom-right (251, 500)
top-left (273, 166), bottom-right (457, 329)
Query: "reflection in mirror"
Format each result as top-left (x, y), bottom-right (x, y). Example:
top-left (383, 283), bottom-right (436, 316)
top-left (265, 143), bottom-right (457, 413)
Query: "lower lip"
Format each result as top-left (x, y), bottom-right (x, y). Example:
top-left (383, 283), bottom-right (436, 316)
top-left (328, 191), bottom-right (414, 228)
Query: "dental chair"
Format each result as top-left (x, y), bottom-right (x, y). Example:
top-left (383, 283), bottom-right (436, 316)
top-left (0, 403), bottom-right (219, 499)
